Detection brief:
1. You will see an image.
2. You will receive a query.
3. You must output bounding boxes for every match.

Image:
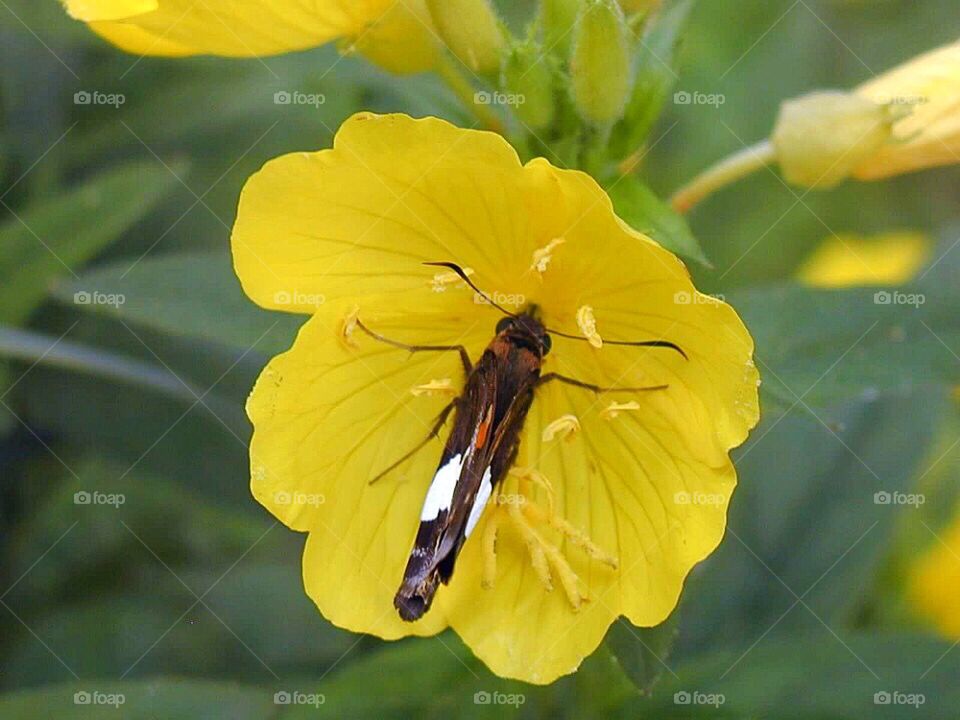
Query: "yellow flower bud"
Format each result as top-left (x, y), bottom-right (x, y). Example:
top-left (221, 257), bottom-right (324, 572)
top-left (501, 40), bottom-right (556, 129)
top-left (426, 0), bottom-right (504, 73)
top-left (570, 0), bottom-right (633, 126)
top-left (771, 91), bottom-right (902, 188)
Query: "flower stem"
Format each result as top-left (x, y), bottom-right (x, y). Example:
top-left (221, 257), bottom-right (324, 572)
top-left (435, 56), bottom-right (503, 133)
top-left (670, 140), bottom-right (777, 213)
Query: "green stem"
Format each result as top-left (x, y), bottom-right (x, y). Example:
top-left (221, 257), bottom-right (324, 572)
top-left (670, 140), bottom-right (777, 213)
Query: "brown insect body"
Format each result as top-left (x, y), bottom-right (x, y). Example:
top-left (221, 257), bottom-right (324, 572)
top-left (393, 312), bottom-right (550, 621)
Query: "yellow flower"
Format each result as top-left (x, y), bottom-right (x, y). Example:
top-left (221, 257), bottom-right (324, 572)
top-left (232, 113), bottom-right (760, 684)
top-left (672, 39), bottom-right (960, 211)
top-left (910, 511), bottom-right (960, 638)
top-left (854, 40), bottom-right (960, 180)
top-left (61, 0), bottom-right (438, 74)
top-left (796, 231), bottom-right (932, 288)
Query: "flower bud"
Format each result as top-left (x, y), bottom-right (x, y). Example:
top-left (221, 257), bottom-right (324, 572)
top-left (427, 0), bottom-right (504, 74)
top-left (541, 0), bottom-right (581, 57)
top-left (570, 0), bottom-right (633, 126)
top-left (771, 90), bottom-right (904, 188)
top-left (501, 41), bottom-right (556, 129)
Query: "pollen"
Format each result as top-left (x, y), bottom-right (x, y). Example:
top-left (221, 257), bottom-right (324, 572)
top-left (541, 414), bottom-right (581, 442)
top-left (410, 378), bottom-right (457, 397)
top-left (431, 266), bottom-right (474, 292)
top-left (600, 401), bottom-right (641, 420)
top-left (576, 305), bottom-right (603, 348)
top-left (340, 305), bottom-right (361, 348)
top-left (530, 236), bottom-right (566, 275)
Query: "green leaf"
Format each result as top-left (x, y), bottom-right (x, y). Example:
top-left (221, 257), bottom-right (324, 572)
top-left (674, 390), bottom-right (946, 663)
top-left (607, 176), bottom-right (711, 265)
top-left (0, 161), bottom-right (181, 325)
top-left (625, 634), bottom-right (960, 719)
top-left (53, 251), bottom-right (301, 356)
top-left (0, 679), bottom-right (274, 719)
top-left (605, 613), bottom-right (679, 695)
top-left (730, 278), bottom-right (960, 413)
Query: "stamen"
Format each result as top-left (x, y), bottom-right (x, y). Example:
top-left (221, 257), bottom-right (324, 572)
top-left (523, 504), bottom-right (619, 569)
top-left (530, 237), bottom-right (566, 275)
top-left (341, 305), bottom-right (361, 348)
top-left (576, 305), bottom-right (603, 348)
top-left (431, 266), bottom-right (474, 292)
top-left (508, 502), bottom-right (554, 591)
top-left (541, 414), bottom-right (581, 443)
top-left (410, 378), bottom-right (457, 397)
top-left (509, 466), bottom-right (554, 514)
top-left (600, 400), bottom-right (641, 420)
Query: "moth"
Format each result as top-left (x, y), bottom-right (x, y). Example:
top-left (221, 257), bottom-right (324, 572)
top-left (355, 263), bottom-right (686, 621)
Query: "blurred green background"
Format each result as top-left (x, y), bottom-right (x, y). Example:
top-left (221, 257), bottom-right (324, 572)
top-left (1, 0), bottom-right (959, 717)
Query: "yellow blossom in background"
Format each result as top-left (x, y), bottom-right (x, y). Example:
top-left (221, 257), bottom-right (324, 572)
top-left (231, 113), bottom-right (760, 684)
top-left (796, 231), bottom-right (932, 288)
top-left (673, 39), bottom-right (960, 211)
top-left (61, 0), bottom-right (438, 73)
top-left (854, 40), bottom-right (960, 180)
top-left (909, 511), bottom-right (960, 638)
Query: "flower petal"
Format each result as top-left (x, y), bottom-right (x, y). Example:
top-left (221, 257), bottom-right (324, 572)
top-left (854, 40), bottom-right (960, 179)
top-left (232, 113), bottom-right (568, 315)
top-left (248, 301), bottom-right (491, 639)
top-left (65, 0), bottom-right (438, 72)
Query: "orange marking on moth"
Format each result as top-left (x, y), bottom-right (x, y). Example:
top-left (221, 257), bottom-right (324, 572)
top-left (475, 405), bottom-right (494, 449)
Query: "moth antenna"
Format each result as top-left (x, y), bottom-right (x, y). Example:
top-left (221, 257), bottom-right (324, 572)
top-left (424, 262), bottom-right (519, 319)
top-left (545, 329), bottom-right (689, 360)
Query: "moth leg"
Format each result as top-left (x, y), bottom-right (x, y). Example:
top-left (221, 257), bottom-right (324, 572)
top-left (368, 400), bottom-right (457, 485)
top-left (537, 372), bottom-right (667, 394)
top-left (356, 319), bottom-right (471, 375)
